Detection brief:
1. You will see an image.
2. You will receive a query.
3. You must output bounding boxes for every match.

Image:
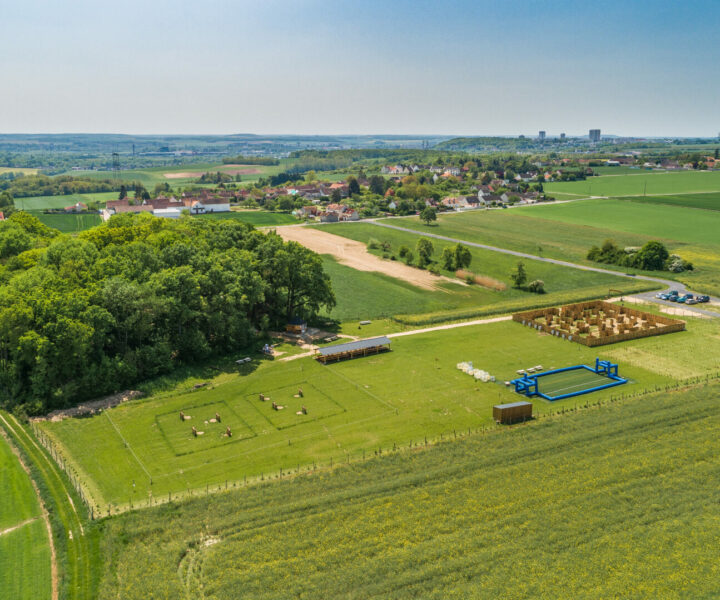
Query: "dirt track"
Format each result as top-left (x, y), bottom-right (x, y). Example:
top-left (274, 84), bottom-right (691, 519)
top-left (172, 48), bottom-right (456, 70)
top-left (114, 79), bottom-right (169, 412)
top-left (276, 226), bottom-right (459, 290)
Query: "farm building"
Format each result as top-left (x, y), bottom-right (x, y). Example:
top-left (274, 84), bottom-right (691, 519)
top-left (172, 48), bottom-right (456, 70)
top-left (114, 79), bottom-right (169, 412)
top-left (316, 337), bottom-right (392, 364)
top-left (493, 401), bottom-right (533, 424)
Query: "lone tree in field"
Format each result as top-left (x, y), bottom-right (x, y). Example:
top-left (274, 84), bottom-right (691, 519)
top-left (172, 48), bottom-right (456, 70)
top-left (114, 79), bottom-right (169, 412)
top-left (510, 262), bottom-right (528, 288)
top-left (416, 237), bottom-right (434, 267)
top-left (420, 206), bottom-right (437, 225)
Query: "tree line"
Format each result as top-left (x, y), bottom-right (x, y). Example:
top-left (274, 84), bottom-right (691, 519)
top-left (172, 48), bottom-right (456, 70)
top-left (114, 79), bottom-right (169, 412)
top-left (0, 213), bottom-right (335, 414)
top-left (0, 174), bottom-right (118, 198)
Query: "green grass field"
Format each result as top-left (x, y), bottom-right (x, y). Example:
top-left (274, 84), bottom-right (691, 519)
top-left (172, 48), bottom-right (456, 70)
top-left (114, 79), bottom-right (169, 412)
top-left (315, 222), bottom-right (645, 300)
top-left (0, 432), bottom-right (51, 600)
top-left (514, 198), bottom-right (720, 246)
top-left (545, 169), bottom-right (720, 197)
top-left (31, 212), bottom-right (102, 233)
top-left (624, 191), bottom-right (720, 211)
top-left (95, 381), bottom-right (720, 599)
top-left (0, 433), bottom-right (41, 530)
top-left (13, 191), bottom-right (118, 210)
top-left (380, 211), bottom-right (659, 269)
top-left (384, 198), bottom-right (720, 294)
top-left (39, 310), bottom-right (720, 511)
top-left (1, 412), bottom-right (102, 600)
top-left (0, 519), bottom-right (52, 600)
top-left (196, 211), bottom-right (296, 227)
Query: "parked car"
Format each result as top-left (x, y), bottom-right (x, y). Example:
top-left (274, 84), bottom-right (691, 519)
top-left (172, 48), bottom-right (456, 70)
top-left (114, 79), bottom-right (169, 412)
top-left (686, 298), bottom-right (698, 305)
top-left (677, 294), bottom-right (693, 303)
top-left (697, 295), bottom-right (710, 303)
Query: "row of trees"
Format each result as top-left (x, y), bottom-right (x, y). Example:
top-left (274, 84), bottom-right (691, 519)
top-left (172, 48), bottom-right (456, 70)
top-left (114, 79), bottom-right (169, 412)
top-left (0, 213), bottom-right (335, 414)
top-left (0, 174), bottom-right (118, 197)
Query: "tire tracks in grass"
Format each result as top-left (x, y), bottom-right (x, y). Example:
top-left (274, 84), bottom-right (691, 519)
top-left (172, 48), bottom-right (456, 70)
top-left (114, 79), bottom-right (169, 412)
top-left (0, 516), bottom-right (40, 537)
top-left (0, 412), bottom-right (95, 600)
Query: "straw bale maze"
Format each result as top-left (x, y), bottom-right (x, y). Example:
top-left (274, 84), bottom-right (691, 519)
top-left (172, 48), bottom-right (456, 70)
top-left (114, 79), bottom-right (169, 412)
top-left (513, 301), bottom-right (685, 347)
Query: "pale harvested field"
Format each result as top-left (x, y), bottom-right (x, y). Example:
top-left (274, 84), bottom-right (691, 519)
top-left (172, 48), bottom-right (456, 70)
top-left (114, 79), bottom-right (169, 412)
top-left (276, 226), bottom-right (460, 290)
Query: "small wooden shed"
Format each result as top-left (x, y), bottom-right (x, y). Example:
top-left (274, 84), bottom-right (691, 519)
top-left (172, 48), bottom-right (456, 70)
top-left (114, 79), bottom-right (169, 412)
top-left (493, 400), bottom-right (533, 424)
top-left (286, 317), bottom-right (307, 334)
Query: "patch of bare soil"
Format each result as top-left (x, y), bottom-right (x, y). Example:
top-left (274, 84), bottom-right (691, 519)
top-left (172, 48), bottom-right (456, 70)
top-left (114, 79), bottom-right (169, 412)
top-left (276, 226), bottom-right (461, 291)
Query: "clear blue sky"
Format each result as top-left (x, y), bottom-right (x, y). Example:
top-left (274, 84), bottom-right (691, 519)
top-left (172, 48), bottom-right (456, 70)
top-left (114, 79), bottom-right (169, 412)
top-left (1, 0), bottom-right (718, 136)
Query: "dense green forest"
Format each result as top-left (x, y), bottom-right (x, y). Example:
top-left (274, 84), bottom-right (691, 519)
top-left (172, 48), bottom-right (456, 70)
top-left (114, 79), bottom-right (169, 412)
top-left (0, 213), bottom-right (334, 414)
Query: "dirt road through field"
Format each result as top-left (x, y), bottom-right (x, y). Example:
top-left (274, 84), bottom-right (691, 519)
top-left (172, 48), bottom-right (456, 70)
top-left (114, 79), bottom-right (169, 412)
top-left (276, 226), bottom-right (459, 290)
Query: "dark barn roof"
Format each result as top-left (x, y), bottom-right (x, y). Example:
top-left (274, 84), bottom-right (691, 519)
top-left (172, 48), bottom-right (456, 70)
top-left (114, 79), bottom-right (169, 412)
top-left (317, 336), bottom-right (392, 357)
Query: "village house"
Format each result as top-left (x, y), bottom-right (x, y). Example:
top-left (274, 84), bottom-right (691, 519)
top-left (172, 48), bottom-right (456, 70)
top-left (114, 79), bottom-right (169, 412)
top-left (64, 201), bottom-right (88, 213)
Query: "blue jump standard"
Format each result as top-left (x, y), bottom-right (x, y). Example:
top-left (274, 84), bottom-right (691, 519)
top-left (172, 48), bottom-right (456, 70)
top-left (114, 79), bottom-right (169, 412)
top-left (510, 358), bottom-right (627, 401)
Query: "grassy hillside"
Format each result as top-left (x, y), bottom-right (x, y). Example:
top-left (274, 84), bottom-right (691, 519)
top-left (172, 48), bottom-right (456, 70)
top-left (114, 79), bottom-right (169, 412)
top-left (96, 381), bottom-right (720, 599)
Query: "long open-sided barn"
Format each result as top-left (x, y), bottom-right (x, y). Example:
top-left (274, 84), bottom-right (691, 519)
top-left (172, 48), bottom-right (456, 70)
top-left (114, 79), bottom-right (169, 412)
top-left (316, 336), bottom-right (392, 364)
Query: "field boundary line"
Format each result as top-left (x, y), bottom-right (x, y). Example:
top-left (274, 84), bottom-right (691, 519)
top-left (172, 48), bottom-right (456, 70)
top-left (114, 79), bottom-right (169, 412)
top-left (0, 417), bottom-right (59, 600)
top-left (104, 411), bottom-right (153, 483)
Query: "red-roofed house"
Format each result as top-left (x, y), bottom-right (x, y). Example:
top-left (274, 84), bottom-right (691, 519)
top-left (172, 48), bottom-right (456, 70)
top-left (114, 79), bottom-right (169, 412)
top-left (64, 202), bottom-right (88, 213)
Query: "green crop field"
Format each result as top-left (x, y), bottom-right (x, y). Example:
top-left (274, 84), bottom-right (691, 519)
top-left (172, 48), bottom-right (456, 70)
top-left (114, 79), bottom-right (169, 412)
top-left (0, 519), bottom-right (52, 600)
top-left (196, 211), bottom-right (296, 227)
top-left (545, 169), bottom-right (720, 197)
top-left (13, 191), bottom-right (118, 210)
top-left (0, 433), bottom-right (41, 530)
top-left (95, 381), bottom-right (720, 599)
top-left (32, 212), bottom-right (102, 233)
top-left (514, 198), bottom-right (720, 246)
top-left (0, 167), bottom-right (39, 175)
top-left (381, 199), bottom-right (720, 295)
top-left (0, 433), bottom-right (51, 600)
top-left (624, 191), bottom-right (720, 211)
top-left (379, 211), bottom-right (660, 268)
top-left (39, 310), bottom-right (720, 511)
